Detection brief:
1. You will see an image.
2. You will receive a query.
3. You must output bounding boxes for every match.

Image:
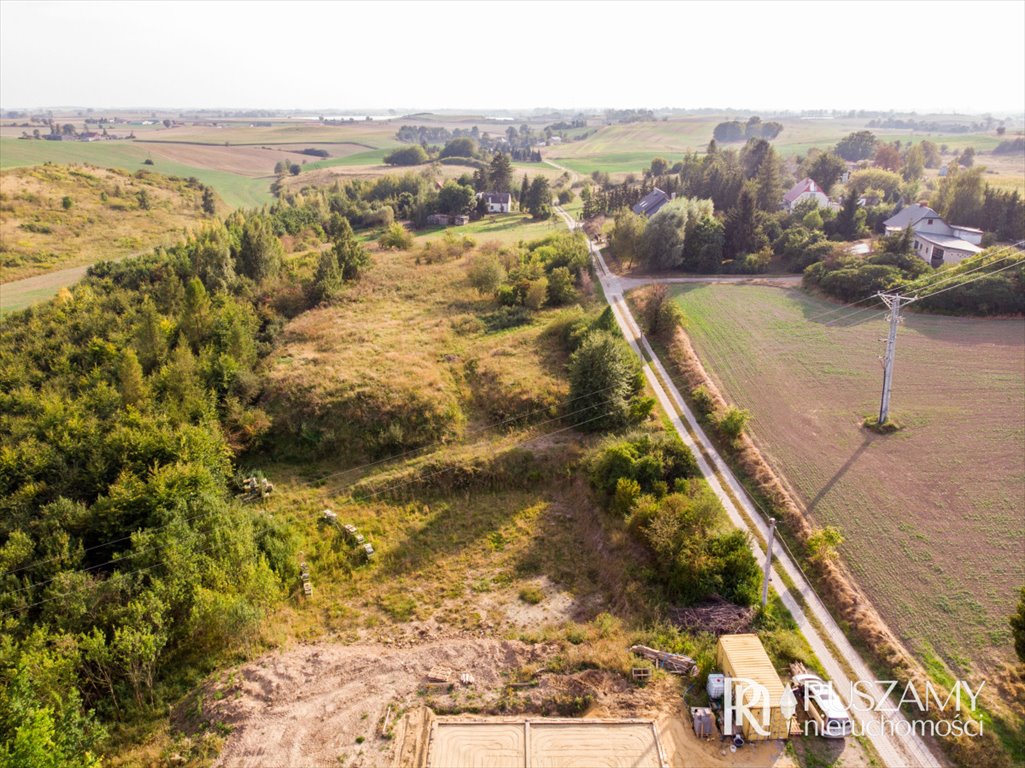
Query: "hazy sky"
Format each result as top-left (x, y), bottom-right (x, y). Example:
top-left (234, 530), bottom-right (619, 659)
top-left (2, 0), bottom-right (1023, 114)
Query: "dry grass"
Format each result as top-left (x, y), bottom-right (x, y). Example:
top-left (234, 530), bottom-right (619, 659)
top-left (0, 163), bottom-right (211, 281)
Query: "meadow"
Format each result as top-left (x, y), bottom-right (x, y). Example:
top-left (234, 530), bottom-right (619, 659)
top-left (0, 163), bottom-right (211, 282)
top-left (664, 283), bottom-right (1025, 675)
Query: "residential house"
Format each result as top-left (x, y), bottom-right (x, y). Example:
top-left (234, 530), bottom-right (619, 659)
top-left (479, 192), bottom-right (512, 213)
top-left (631, 187), bottom-right (671, 217)
top-left (783, 178), bottom-right (829, 211)
top-left (883, 204), bottom-right (984, 266)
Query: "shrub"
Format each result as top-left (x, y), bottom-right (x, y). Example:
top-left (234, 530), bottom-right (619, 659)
top-left (377, 222), bottom-right (413, 250)
top-left (716, 406), bottom-right (750, 442)
top-left (612, 477), bottom-right (641, 516)
top-left (467, 253), bottom-right (506, 296)
top-left (690, 385), bottom-right (716, 418)
top-left (519, 585), bottom-right (544, 605)
top-left (524, 277), bottom-right (548, 310)
top-left (807, 525), bottom-right (844, 562)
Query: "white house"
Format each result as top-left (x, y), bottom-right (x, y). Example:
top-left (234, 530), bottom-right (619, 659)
top-left (479, 192), bottom-right (512, 213)
top-left (783, 178), bottom-right (829, 211)
top-left (884, 204), bottom-right (984, 266)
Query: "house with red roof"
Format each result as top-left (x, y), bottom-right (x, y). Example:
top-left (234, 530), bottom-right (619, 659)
top-left (783, 177), bottom-right (829, 212)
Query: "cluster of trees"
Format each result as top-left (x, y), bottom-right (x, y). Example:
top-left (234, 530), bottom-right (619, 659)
top-left (805, 231), bottom-right (1024, 315)
top-left (604, 109), bottom-right (655, 124)
top-left (588, 434), bottom-right (761, 605)
top-left (931, 167), bottom-right (1025, 241)
top-left (994, 137), bottom-right (1025, 155)
top-left (598, 136), bottom-right (875, 274)
top-left (609, 198), bottom-right (722, 272)
top-left (393, 123), bottom-right (545, 162)
top-left (866, 116), bottom-right (1002, 133)
top-left (0, 204), bottom-right (352, 761)
top-left (467, 232), bottom-right (590, 314)
top-left (712, 116), bottom-right (784, 143)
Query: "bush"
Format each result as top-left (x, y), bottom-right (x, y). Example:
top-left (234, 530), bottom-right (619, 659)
top-left (519, 585), bottom-right (544, 605)
top-left (467, 253), bottom-right (506, 296)
top-left (716, 406), bottom-right (750, 442)
top-left (690, 385), bottom-right (716, 418)
top-left (378, 222), bottom-right (413, 250)
top-left (524, 277), bottom-right (548, 310)
top-left (383, 145), bottom-right (429, 166)
top-left (588, 432), bottom-right (699, 496)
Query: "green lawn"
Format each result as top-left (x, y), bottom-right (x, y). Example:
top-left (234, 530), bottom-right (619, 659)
top-left (0, 138), bottom-right (273, 208)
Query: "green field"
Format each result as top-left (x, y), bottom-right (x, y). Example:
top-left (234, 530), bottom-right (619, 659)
top-left (665, 283), bottom-right (1025, 675)
top-left (0, 138), bottom-right (273, 208)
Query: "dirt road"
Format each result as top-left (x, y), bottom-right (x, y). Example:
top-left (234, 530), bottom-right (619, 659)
top-left (555, 205), bottom-right (942, 768)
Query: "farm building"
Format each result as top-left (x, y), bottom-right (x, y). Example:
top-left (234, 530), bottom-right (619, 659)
top-left (479, 192), bottom-right (512, 213)
top-left (783, 177), bottom-right (829, 211)
top-left (716, 634), bottom-right (793, 741)
top-left (426, 213), bottom-right (470, 226)
top-left (632, 188), bottom-right (671, 217)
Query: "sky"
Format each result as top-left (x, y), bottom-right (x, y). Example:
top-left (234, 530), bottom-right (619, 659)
top-left (2, 0), bottom-right (1024, 114)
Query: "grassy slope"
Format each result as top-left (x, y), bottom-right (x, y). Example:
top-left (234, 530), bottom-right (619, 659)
top-left (0, 164), bottom-right (211, 282)
top-left (668, 283), bottom-right (1025, 674)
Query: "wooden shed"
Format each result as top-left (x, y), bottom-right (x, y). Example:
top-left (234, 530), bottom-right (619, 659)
top-left (715, 634), bottom-right (792, 741)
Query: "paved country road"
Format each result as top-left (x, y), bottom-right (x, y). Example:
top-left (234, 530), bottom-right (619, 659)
top-left (555, 205), bottom-right (943, 768)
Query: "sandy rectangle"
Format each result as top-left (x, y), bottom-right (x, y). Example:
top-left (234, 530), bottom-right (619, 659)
top-left (428, 719), bottom-right (665, 768)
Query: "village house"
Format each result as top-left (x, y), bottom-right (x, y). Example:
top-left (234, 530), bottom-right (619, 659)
top-left (883, 203), bottom-right (984, 266)
top-left (478, 192), bottom-right (512, 213)
top-left (783, 177), bottom-right (829, 211)
top-left (631, 187), bottom-right (671, 217)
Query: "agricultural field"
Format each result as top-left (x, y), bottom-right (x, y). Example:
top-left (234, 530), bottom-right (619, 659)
top-left (545, 114), bottom-right (1020, 185)
top-left (0, 163), bottom-right (212, 282)
top-left (663, 283), bottom-right (1025, 675)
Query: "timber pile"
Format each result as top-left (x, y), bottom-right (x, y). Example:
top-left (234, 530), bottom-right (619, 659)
top-left (629, 645), bottom-right (698, 676)
top-left (669, 598), bottom-right (754, 636)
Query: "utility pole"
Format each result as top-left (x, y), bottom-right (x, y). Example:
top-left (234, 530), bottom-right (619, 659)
top-left (761, 518), bottom-right (776, 608)
top-left (876, 292), bottom-right (916, 425)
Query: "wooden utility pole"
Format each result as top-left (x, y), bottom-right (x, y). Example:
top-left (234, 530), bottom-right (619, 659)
top-left (876, 292), bottom-right (916, 425)
top-left (761, 518), bottom-right (776, 608)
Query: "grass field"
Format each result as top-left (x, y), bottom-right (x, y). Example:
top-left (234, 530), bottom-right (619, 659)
top-left (665, 283), bottom-right (1025, 674)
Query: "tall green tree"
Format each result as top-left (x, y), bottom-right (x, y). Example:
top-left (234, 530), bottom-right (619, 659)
top-left (753, 147), bottom-right (784, 211)
top-left (567, 330), bottom-right (645, 432)
top-left (724, 189), bottom-right (760, 258)
top-left (330, 218), bottom-right (371, 280)
top-left (803, 151), bottom-right (847, 192)
top-left (610, 208), bottom-right (647, 268)
top-left (488, 152), bottom-right (513, 192)
top-left (237, 216), bottom-right (283, 282)
top-left (524, 176), bottom-right (552, 219)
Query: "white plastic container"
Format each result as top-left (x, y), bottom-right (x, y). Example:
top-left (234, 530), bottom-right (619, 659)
top-left (707, 672), bottom-right (725, 699)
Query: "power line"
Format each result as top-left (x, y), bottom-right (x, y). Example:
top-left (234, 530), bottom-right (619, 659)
top-left (1, 381), bottom-right (630, 579)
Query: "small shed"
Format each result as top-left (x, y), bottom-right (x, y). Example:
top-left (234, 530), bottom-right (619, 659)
top-left (716, 634), bottom-right (792, 741)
